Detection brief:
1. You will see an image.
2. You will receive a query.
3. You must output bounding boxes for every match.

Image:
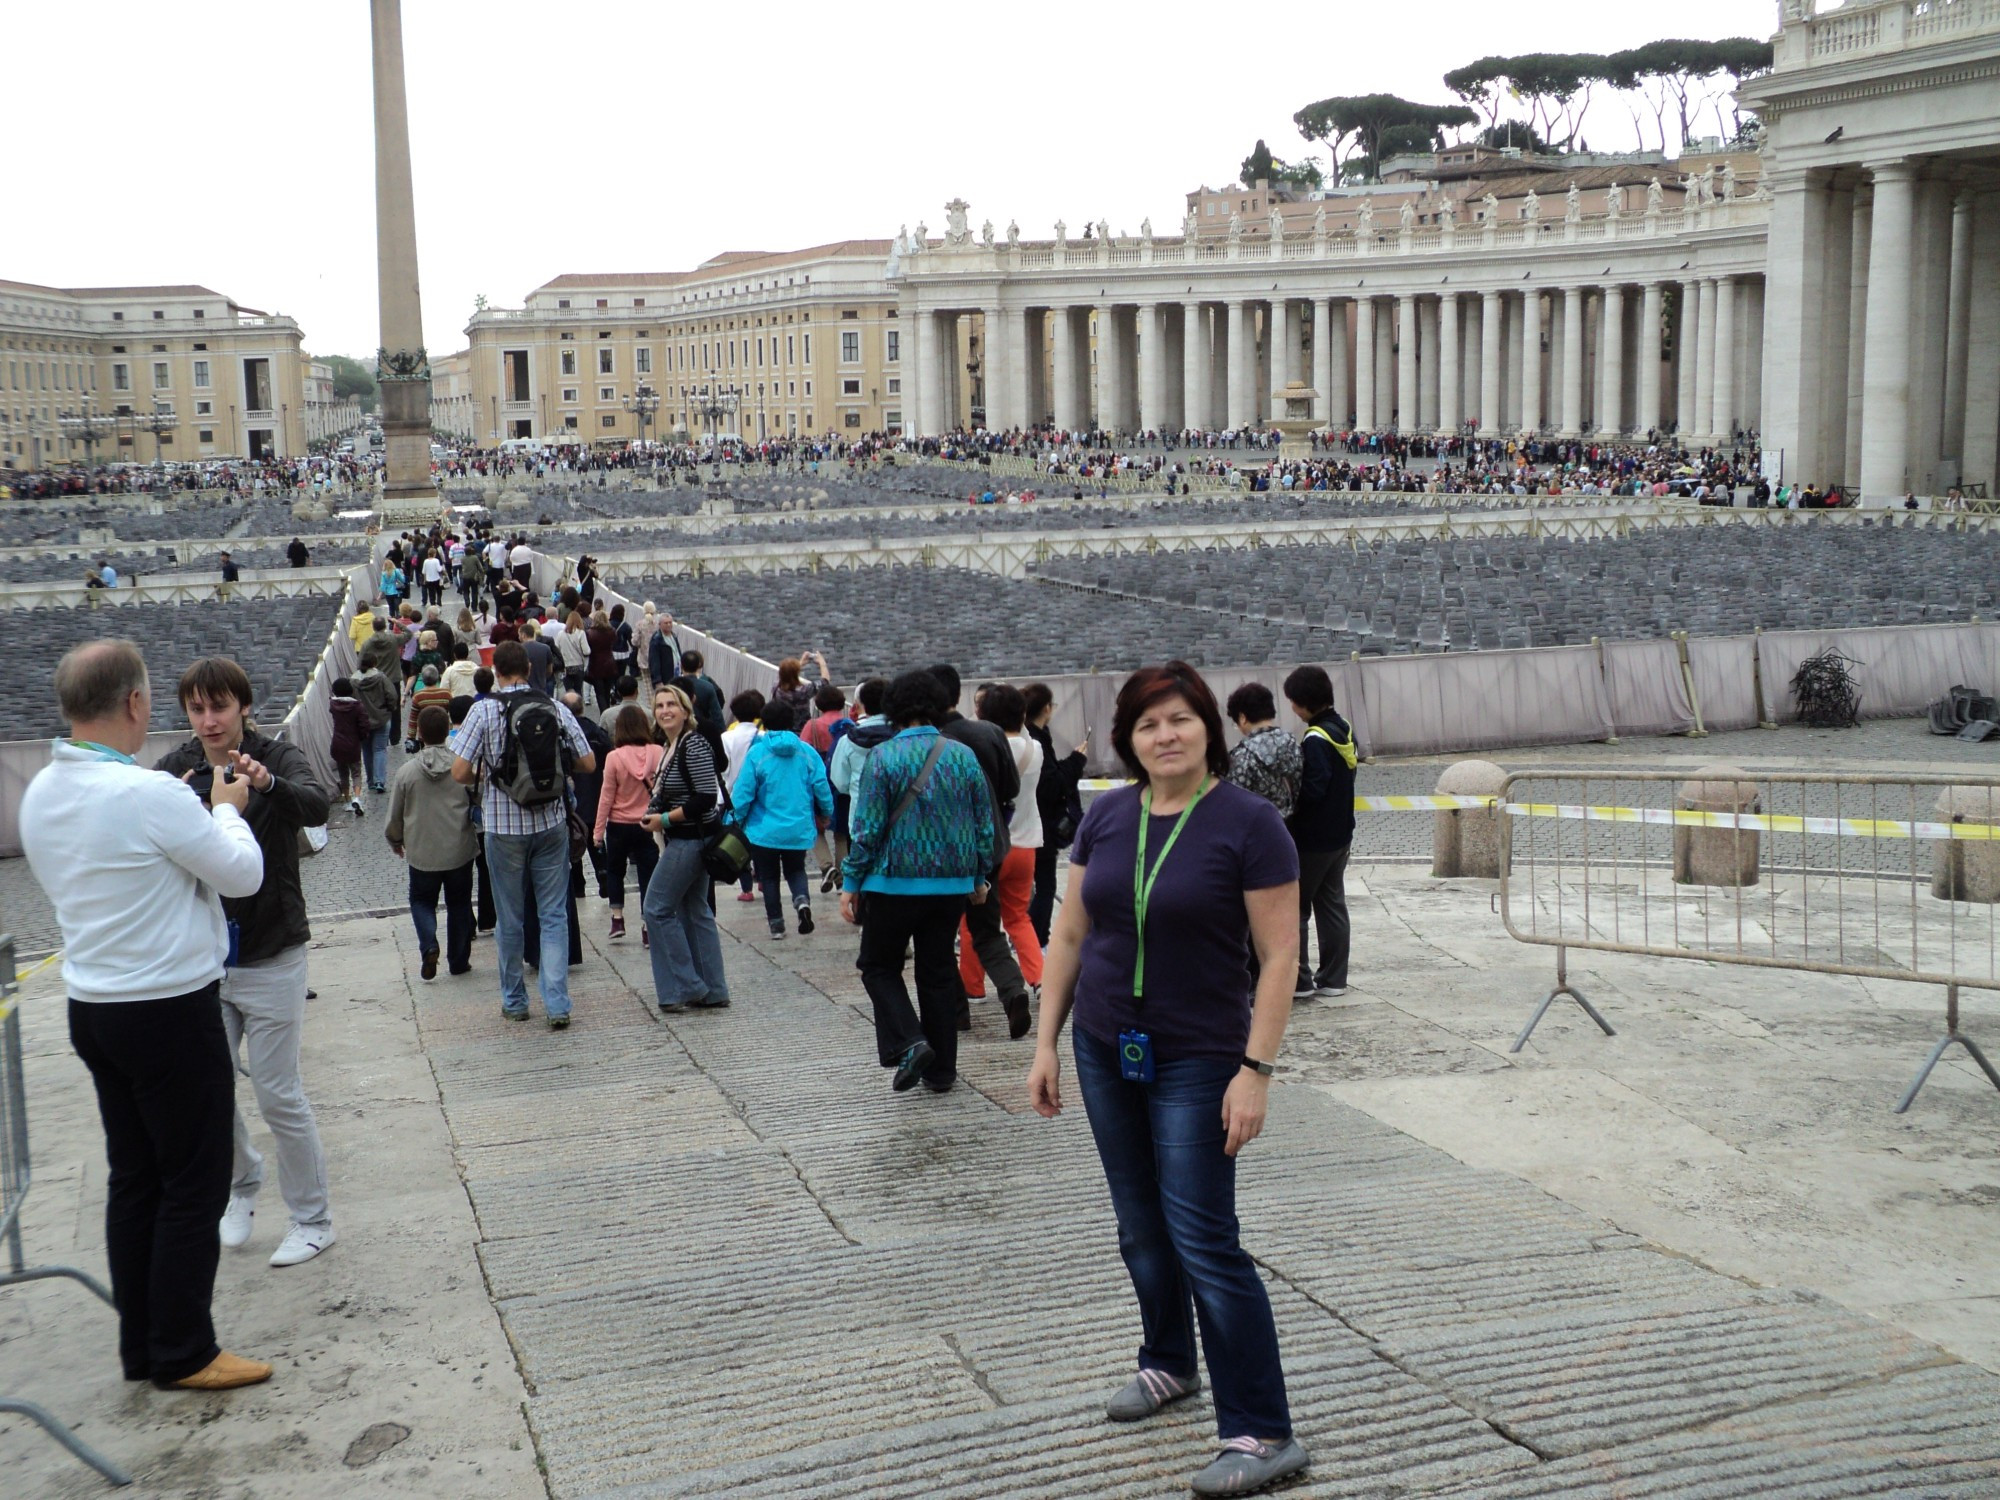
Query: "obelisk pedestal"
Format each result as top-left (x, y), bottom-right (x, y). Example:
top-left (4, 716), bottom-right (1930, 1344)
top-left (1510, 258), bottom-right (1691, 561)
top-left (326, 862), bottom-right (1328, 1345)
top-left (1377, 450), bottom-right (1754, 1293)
top-left (371, 0), bottom-right (440, 524)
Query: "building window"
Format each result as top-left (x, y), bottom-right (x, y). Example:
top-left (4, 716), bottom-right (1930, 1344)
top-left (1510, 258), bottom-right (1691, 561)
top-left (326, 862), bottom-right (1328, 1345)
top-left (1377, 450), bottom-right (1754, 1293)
top-left (112, 363), bottom-right (130, 391)
top-left (562, 387), bottom-right (578, 403)
top-left (844, 411), bottom-right (861, 428)
top-left (635, 347), bottom-right (652, 375)
top-left (804, 380), bottom-right (812, 396)
top-left (841, 378), bottom-right (861, 396)
top-left (599, 386), bottom-right (615, 401)
top-left (634, 298), bottom-right (646, 308)
top-left (601, 413), bottom-right (616, 427)
top-left (887, 377), bottom-right (901, 395)
top-left (195, 399), bottom-right (213, 416)
top-left (787, 381), bottom-right (796, 396)
top-left (565, 414), bottom-right (579, 429)
top-left (598, 348), bottom-right (614, 375)
top-left (112, 311), bottom-right (124, 321)
top-left (152, 310), bottom-right (164, 320)
top-left (558, 298), bottom-right (571, 309)
top-left (504, 349), bottom-right (531, 401)
top-left (153, 361), bottom-right (170, 390)
top-left (804, 334), bottom-right (812, 363)
top-left (193, 360), bottom-right (210, 388)
top-left (198, 428), bottom-right (214, 443)
top-left (840, 331), bottom-right (860, 363)
top-left (886, 330), bottom-right (900, 362)
top-left (193, 309), bottom-right (205, 320)
top-left (561, 349), bottom-right (577, 376)
top-left (596, 298), bottom-right (608, 308)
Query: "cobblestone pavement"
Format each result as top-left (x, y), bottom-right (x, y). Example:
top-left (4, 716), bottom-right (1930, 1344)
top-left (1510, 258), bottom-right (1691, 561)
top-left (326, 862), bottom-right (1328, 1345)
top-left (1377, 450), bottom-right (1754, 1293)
top-left (394, 882), bottom-right (2000, 1498)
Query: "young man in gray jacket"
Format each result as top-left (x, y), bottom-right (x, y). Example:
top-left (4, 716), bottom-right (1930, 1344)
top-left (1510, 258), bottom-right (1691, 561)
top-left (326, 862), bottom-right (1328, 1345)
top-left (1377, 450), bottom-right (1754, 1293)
top-left (387, 705), bottom-right (479, 981)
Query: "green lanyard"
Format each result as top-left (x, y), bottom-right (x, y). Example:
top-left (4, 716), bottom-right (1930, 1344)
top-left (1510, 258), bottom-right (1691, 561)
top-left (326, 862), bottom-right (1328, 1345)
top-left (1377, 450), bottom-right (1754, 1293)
top-left (1132, 777), bottom-right (1209, 999)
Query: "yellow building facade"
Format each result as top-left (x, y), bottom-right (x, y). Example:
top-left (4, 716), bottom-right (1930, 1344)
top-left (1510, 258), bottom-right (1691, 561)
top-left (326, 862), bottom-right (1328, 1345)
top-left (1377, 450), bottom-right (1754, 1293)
top-left (0, 279), bottom-right (308, 468)
top-left (459, 241), bottom-right (903, 445)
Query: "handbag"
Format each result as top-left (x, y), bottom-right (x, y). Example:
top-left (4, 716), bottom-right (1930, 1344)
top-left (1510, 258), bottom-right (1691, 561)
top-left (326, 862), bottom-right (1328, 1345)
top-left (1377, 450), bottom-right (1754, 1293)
top-left (853, 735), bottom-right (948, 921)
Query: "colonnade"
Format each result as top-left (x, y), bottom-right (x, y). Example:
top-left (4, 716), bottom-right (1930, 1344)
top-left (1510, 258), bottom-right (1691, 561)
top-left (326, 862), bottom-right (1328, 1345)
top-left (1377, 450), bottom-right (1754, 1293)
top-left (1765, 164), bottom-right (2000, 499)
top-left (907, 275), bottom-right (1765, 444)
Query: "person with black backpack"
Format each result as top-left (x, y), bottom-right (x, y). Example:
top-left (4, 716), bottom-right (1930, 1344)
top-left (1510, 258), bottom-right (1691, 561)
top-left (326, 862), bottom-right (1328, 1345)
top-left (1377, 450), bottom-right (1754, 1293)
top-left (450, 640), bottom-right (597, 1029)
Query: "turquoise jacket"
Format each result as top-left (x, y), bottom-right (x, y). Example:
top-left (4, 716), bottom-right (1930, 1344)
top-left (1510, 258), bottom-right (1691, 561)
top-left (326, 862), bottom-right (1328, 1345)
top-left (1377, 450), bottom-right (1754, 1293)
top-left (841, 726), bottom-right (997, 896)
top-left (732, 730), bottom-right (833, 851)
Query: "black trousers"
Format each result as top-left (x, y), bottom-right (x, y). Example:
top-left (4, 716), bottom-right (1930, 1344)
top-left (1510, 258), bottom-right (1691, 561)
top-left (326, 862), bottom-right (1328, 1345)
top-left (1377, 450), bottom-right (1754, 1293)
top-left (475, 836), bottom-right (497, 930)
top-left (858, 893), bottom-right (967, 1084)
top-left (522, 866), bottom-right (583, 967)
top-left (409, 860), bottom-right (475, 973)
top-left (68, 985), bottom-right (234, 1383)
top-left (602, 822), bottom-right (658, 910)
top-left (1297, 843), bottom-right (1351, 990)
top-left (1030, 842), bottom-right (1060, 947)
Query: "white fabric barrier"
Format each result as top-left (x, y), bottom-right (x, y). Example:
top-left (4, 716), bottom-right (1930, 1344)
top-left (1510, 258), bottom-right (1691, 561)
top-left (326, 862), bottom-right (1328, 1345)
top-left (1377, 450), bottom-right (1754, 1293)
top-left (1601, 639), bottom-right (1698, 738)
top-left (1757, 624), bottom-right (2000, 723)
top-left (0, 731), bottom-right (186, 860)
top-left (266, 564), bottom-right (371, 795)
top-left (1686, 634), bottom-right (1762, 731)
top-left (1352, 646), bottom-right (1614, 757)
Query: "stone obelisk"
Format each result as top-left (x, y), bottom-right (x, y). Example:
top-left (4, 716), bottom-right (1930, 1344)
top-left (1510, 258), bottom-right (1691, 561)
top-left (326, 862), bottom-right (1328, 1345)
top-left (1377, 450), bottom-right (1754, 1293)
top-left (371, 0), bottom-right (437, 520)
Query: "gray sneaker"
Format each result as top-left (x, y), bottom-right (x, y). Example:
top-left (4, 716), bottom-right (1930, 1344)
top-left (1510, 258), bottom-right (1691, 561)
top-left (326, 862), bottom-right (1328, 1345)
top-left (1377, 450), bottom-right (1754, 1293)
top-left (1106, 1367), bottom-right (1199, 1422)
top-left (1191, 1437), bottom-right (1309, 1496)
top-left (1314, 985), bottom-right (1348, 999)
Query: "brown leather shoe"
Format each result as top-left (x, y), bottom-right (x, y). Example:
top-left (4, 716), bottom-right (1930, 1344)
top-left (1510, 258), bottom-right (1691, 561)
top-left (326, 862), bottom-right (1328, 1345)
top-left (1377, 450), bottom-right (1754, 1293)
top-left (162, 1351), bottom-right (273, 1391)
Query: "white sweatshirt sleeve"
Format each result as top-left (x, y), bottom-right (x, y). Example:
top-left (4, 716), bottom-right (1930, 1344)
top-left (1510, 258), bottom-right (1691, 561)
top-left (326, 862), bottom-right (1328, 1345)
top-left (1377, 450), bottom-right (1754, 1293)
top-left (143, 778), bottom-right (266, 899)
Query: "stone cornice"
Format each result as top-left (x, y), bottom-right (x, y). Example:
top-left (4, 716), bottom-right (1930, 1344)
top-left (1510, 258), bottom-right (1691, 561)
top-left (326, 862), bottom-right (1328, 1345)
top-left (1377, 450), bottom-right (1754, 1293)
top-left (1744, 47), bottom-right (2000, 116)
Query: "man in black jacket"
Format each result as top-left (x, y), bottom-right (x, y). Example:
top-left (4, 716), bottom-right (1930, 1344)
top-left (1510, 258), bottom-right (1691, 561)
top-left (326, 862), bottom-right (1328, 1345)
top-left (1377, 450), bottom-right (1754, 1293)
top-left (1282, 664), bottom-right (1357, 1000)
top-left (157, 658), bottom-right (337, 1269)
top-left (929, 663), bottom-right (1030, 1039)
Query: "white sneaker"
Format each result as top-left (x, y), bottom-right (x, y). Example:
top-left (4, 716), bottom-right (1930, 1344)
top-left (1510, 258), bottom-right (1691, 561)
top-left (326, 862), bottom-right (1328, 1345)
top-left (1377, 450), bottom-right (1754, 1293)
top-left (218, 1193), bottom-right (256, 1249)
top-left (1315, 985), bottom-right (1349, 999)
top-left (269, 1222), bottom-right (335, 1267)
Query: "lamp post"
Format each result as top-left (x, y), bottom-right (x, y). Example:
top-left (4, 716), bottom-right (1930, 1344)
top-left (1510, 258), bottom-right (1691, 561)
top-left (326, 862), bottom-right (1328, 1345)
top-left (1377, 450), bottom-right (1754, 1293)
top-left (692, 382), bottom-right (739, 451)
top-left (59, 403), bottom-right (112, 474)
top-left (140, 406), bottom-right (176, 479)
top-left (623, 383), bottom-right (660, 447)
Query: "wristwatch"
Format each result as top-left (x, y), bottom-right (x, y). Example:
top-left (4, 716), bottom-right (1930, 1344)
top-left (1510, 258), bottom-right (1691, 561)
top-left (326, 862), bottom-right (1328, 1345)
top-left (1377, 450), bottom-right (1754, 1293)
top-left (1240, 1055), bottom-right (1276, 1076)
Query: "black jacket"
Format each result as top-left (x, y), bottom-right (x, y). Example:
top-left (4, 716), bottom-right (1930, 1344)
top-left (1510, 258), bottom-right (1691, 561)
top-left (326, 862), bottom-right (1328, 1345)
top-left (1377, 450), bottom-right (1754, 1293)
top-left (155, 726), bottom-right (331, 963)
top-left (1289, 709), bottom-right (1357, 853)
top-left (938, 710), bottom-right (1018, 861)
top-left (1027, 723), bottom-right (1086, 846)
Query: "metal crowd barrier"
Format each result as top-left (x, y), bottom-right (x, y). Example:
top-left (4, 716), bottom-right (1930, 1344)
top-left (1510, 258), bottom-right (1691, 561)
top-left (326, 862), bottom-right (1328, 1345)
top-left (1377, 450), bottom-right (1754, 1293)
top-left (0, 936), bottom-right (132, 1487)
top-left (1496, 770), bottom-right (2000, 1114)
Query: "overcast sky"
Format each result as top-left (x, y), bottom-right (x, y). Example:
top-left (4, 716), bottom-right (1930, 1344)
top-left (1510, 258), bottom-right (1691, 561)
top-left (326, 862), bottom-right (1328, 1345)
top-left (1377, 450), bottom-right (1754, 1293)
top-left (9, 1), bottom-right (1765, 359)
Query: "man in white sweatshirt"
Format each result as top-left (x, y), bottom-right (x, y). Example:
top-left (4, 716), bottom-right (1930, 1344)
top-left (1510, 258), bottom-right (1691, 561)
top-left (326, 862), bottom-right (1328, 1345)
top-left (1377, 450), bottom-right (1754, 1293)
top-left (20, 640), bottom-right (273, 1393)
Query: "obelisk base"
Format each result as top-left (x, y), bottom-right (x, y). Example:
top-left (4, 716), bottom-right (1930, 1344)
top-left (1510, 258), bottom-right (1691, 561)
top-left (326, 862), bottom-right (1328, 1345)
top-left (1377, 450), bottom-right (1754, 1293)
top-left (377, 375), bottom-right (442, 523)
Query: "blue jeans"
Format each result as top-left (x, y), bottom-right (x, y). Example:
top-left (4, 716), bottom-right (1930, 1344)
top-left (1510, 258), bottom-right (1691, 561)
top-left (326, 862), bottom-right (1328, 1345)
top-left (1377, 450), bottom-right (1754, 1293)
top-left (643, 837), bottom-right (729, 1007)
top-left (751, 844), bottom-right (809, 928)
top-left (487, 825), bottom-right (574, 1018)
top-left (362, 725), bottom-right (390, 790)
top-left (1072, 1026), bottom-right (1292, 1443)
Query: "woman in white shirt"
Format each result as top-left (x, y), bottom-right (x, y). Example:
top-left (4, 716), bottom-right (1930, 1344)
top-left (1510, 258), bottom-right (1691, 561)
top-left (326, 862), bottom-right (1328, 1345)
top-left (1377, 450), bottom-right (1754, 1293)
top-left (718, 689), bottom-right (766, 902)
top-left (959, 683), bottom-right (1046, 1000)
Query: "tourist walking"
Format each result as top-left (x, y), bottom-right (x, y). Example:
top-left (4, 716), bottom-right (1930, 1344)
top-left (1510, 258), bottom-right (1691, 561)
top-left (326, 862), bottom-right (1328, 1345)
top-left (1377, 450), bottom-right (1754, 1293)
top-left (957, 684), bottom-right (1044, 1011)
top-left (387, 705), bottom-right (478, 981)
top-left (155, 658), bottom-right (337, 1270)
top-left (640, 684), bottom-right (731, 1011)
top-left (327, 676), bottom-right (368, 817)
top-left (1023, 682), bottom-right (1087, 946)
top-left (931, 663), bottom-right (1028, 1037)
top-left (1282, 665), bottom-right (1357, 999)
top-left (839, 669), bottom-right (996, 1094)
top-left (353, 656), bottom-right (396, 794)
top-left (22, 641), bottom-right (272, 1390)
top-left (1026, 661), bottom-right (1307, 1496)
top-left (594, 704), bottom-right (664, 942)
top-left (450, 640), bottom-right (597, 1028)
top-left (731, 700), bottom-right (834, 938)
top-left (1224, 682), bottom-right (1302, 819)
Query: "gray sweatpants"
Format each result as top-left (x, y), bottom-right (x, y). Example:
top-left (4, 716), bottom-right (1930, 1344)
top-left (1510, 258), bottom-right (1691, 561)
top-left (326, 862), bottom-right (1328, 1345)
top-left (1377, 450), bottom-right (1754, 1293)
top-left (220, 944), bottom-right (332, 1228)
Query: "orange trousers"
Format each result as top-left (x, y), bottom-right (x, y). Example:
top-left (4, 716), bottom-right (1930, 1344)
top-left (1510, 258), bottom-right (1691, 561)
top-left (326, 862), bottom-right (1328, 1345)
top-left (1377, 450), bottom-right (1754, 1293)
top-left (960, 845), bottom-right (1043, 995)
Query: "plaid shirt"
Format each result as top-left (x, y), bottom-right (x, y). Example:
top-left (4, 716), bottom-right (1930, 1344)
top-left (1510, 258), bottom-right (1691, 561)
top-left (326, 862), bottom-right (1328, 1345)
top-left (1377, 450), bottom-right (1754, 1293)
top-left (453, 687), bottom-right (592, 836)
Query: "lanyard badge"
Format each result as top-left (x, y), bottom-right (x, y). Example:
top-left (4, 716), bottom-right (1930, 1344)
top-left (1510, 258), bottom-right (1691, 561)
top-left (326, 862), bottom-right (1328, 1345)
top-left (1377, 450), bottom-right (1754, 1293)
top-left (1131, 777), bottom-right (1209, 1000)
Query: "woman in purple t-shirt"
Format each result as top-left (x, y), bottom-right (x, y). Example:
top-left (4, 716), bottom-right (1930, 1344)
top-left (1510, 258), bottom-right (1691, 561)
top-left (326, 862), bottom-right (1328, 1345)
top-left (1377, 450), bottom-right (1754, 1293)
top-left (1027, 661), bottom-right (1307, 1498)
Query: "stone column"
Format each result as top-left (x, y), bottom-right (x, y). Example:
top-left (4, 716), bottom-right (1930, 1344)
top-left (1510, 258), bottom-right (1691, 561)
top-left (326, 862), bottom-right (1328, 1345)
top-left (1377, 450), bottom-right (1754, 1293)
top-left (370, 0), bottom-right (435, 514)
top-left (1846, 195), bottom-right (1872, 485)
top-left (1182, 302), bottom-right (1206, 431)
top-left (1860, 161), bottom-right (1917, 503)
top-left (1477, 291), bottom-right (1502, 438)
top-left (1711, 276), bottom-right (1736, 444)
top-left (1964, 191), bottom-right (2000, 494)
top-left (1437, 291), bottom-right (1461, 435)
top-left (1094, 304), bottom-right (1120, 432)
top-left (1396, 295), bottom-right (1418, 433)
top-left (1375, 302), bottom-right (1396, 429)
top-left (1328, 300), bottom-right (1351, 428)
top-left (1943, 193), bottom-right (1974, 469)
top-left (1312, 298), bottom-right (1332, 424)
top-left (1354, 297), bottom-right (1377, 433)
top-left (1596, 284), bottom-right (1626, 440)
top-left (1052, 306), bottom-right (1077, 434)
top-left (1818, 190), bottom-right (1856, 485)
top-left (1676, 278), bottom-right (1701, 439)
top-left (1226, 300), bottom-right (1252, 430)
top-left (1461, 295), bottom-right (1482, 429)
top-left (1519, 289), bottom-right (1543, 435)
top-left (1759, 169), bottom-right (1828, 482)
top-left (1909, 177), bottom-right (1955, 491)
top-left (1281, 299), bottom-right (1302, 386)
top-left (1417, 298), bottom-right (1440, 430)
top-left (1637, 282), bottom-right (1664, 436)
top-left (932, 311), bottom-right (957, 432)
top-left (1560, 285), bottom-right (1586, 438)
top-left (1694, 279), bottom-right (1718, 442)
top-left (982, 306), bottom-right (1009, 430)
top-left (1136, 303), bottom-right (1162, 436)
top-left (1004, 308), bottom-right (1030, 434)
top-left (906, 306), bottom-right (929, 436)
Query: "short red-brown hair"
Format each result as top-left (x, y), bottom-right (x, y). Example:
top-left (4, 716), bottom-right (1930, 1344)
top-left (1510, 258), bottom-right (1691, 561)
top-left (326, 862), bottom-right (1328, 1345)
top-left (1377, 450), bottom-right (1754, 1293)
top-left (1109, 661), bottom-right (1230, 785)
